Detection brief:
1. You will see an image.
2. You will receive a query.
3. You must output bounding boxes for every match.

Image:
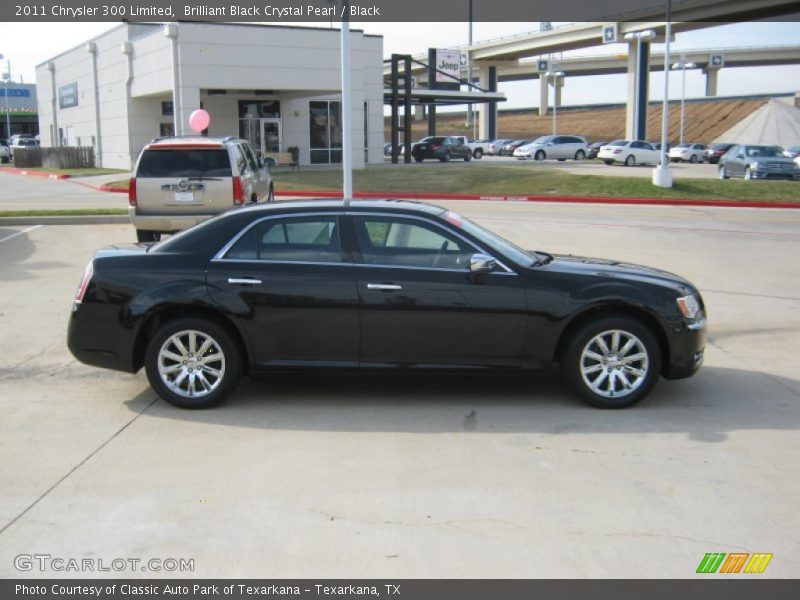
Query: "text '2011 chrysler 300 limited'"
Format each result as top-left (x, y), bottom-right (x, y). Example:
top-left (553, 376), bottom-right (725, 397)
top-left (67, 200), bottom-right (706, 409)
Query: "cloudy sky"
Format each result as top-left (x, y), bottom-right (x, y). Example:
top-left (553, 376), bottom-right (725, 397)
top-left (1, 21), bottom-right (799, 109)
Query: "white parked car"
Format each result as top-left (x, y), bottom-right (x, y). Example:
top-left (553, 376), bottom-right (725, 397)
top-left (598, 140), bottom-right (661, 166)
top-left (513, 135), bottom-right (588, 161)
top-left (669, 143), bottom-right (707, 163)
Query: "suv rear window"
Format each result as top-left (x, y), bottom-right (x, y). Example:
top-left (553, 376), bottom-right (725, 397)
top-left (136, 149), bottom-right (232, 178)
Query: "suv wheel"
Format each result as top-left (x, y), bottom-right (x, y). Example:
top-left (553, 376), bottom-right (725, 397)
top-left (145, 317), bottom-right (242, 409)
top-left (136, 230), bottom-right (161, 243)
top-left (563, 316), bottom-right (661, 409)
top-left (464, 151), bottom-right (471, 162)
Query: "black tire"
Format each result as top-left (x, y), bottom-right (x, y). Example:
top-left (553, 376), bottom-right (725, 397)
top-left (464, 152), bottom-right (471, 162)
top-left (624, 155), bottom-right (636, 167)
top-left (136, 230), bottom-right (161, 243)
top-left (744, 167), bottom-right (753, 180)
top-left (534, 150), bottom-right (546, 161)
top-left (414, 156), bottom-right (423, 163)
top-left (144, 317), bottom-right (243, 409)
top-left (574, 150), bottom-right (586, 161)
top-left (267, 184), bottom-right (275, 203)
top-left (603, 159), bottom-right (614, 166)
top-left (473, 148), bottom-right (483, 159)
top-left (718, 166), bottom-right (728, 180)
top-left (443, 151), bottom-right (451, 162)
top-left (689, 154), bottom-right (698, 164)
top-left (562, 316), bottom-right (662, 409)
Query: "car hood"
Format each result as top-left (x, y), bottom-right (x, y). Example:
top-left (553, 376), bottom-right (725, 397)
top-left (747, 156), bottom-right (795, 165)
top-left (544, 253), bottom-right (694, 293)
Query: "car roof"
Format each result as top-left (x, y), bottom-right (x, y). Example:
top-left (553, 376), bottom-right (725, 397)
top-left (146, 136), bottom-right (245, 149)
top-left (234, 198), bottom-right (448, 217)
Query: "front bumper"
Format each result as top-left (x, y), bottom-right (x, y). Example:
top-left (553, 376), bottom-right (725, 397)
top-left (663, 315), bottom-right (707, 380)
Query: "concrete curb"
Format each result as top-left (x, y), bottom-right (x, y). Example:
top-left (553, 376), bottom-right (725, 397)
top-left (0, 167), bottom-right (71, 179)
top-left (273, 190), bottom-right (800, 209)
top-left (0, 215), bottom-right (129, 226)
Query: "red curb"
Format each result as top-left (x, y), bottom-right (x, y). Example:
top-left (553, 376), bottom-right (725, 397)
top-left (273, 190), bottom-right (800, 209)
top-left (99, 185), bottom-right (129, 194)
top-left (0, 167), bottom-right (70, 179)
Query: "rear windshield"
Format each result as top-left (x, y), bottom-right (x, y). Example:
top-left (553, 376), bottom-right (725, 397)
top-left (136, 149), bottom-right (232, 178)
top-left (609, 140), bottom-right (628, 146)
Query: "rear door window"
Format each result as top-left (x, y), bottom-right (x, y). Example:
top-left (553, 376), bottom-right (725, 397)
top-left (223, 216), bottom-right (342, 263)
top-left (136, 149), bottom-right (232, 178)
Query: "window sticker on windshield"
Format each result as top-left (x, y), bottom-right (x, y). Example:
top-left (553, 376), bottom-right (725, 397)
top-left (444, 211), bottom-right (463, 228)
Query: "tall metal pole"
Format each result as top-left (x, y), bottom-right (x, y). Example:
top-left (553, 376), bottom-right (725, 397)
top-left (340, 1), bottom-right (353, 205)
top-left (552, 81), bottom-right (557, 135)
top-left (680, 62), bottom-right (687, 145)
top-left (466, 0), bottom-right (473, 132)
top-left (653, 0), bottom-right (673, 188)
top-left (2, 58), bottom-right (11, 141)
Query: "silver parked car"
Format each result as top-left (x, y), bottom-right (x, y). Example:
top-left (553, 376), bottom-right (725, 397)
top-left (513, 135), bottom-right (589, 161)
top-left (718, 145), bottom-right (800, 181)
top-left (129, 136), bottom-right (274, 242)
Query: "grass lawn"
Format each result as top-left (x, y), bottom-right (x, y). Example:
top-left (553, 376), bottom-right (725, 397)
top-left (271, 164), bottom-right (800, 203)
top-left (0, 164), bottom-right (128, 177)
top-left (0, 209), bottom-right (128, 217)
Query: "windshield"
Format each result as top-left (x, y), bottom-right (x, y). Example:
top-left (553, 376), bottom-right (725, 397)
top-left (533, 136), bottom-right (551, 144)
top-left (745, 146), bottom-right (783, 158)
top-left (444, 211), bottom-right (539, 268)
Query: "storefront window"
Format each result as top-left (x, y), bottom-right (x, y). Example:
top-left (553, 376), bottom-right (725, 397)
top-left (309, 100), bottom-right (342, 165)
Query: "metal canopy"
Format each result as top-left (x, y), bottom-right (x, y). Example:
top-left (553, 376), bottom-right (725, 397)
top-left (383, 88), bottom-right (507, 106)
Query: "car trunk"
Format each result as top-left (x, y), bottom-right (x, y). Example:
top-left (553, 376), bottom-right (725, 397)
top-left (134, 148), bottom-right (234, 216)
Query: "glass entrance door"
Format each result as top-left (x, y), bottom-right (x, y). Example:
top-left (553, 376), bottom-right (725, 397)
top-left (261, 119), bottom-right (281, 155)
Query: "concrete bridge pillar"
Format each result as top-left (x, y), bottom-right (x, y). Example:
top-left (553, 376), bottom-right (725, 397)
top-left (477, 67), bottom-right (497, 140)
top-left (704, 68), bottom-right (719, 97)
top-left (539, 75), bottom-right (548, 116)
top-left (625, 39), bottom-right (651, 140)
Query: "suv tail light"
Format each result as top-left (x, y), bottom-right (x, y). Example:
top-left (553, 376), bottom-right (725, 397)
top-left (128, 178), bottom-right (137, 206)
top-left (232, 176), bottom-right (245, 205)
top-left (74, 261), bottom-right (94, 305)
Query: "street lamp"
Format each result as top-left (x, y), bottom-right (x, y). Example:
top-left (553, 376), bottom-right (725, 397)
top-left (623, 29), bottom-right (656, 141)
top-left (653, 0), bottom-right (673, 188)
top-left (672, 57), bottom-right (696, 145)
top-left (545, 71), bottom-right (564, 135)
top-left (0, 53), bottom-right (10, 142)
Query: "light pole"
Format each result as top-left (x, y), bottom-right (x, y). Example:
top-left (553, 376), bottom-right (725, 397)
top-left (623, 29), bottom-right (656, 141)
top-left (653, 0), bottom-right (673, 188)
top-left (545, 71), bottom-right (564, 135)
top-left (672, 57), bottom-right (696, 145)
top-left (466, 0), bottom-right (473, 135)
top-left (0, 54), bottom-right (10, 142)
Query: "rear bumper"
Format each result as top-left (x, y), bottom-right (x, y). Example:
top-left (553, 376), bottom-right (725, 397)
top-left (67, 303), bottom-right (138, 373)
top-left (129, 207), bottom-right (213, 233)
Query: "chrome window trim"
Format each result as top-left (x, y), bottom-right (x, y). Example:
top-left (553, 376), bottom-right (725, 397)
top-left (212, 210), bottom-right (517, 275)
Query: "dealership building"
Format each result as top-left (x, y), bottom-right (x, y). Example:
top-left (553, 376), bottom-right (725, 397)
top-left (0, 83), bottom-right (39, 140)
top-left (35, 22), bottom-right (385, 169)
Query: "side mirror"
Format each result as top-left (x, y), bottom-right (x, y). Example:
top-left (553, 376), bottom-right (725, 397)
top-left (265, 156), bottom-right (278, 168)
top-left (470, 253), bottom-right (497, 274)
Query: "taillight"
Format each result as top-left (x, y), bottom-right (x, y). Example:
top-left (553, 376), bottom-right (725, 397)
top-left (75, 261), bottom-right (94, 305)
top-left (232, 176), bottom-right (245, 205)
top-left (128, 178), bottom-right (137, 206)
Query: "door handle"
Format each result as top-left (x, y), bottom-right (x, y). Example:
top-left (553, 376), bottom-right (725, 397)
top-left (367, 283), bottom-right (402, 291)
top-left (228, 277), bottom-right (262, 286)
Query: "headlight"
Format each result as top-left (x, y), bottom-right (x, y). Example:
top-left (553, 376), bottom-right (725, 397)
top-left (750, 162), bottom-right (763, 170)
top-left (676, 294), bottom-right (701, 319)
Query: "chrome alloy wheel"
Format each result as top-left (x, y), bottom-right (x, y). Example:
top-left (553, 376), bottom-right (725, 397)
top-left (579, 330), bottom-right (649, 398)
top-left (157, 330), bottom-right (226, 399)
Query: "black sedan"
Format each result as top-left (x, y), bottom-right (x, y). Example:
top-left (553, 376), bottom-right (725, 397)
top-left (411, 137), bottom-right (471, 163)
top-left (587, 141), bottom-right (609, 160)
top-left (498, 140), bottom-right (532, 156)
top-left (704, 143), bottom-right (735, 164)
top-left (68, 200), bottom-right (706, 410)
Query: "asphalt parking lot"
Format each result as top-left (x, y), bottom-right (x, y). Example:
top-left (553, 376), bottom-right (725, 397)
top-left (1, 201), bottom-right (799, 578)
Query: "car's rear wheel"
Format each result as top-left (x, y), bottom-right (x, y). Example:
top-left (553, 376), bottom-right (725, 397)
top-left (574, 150), bottom-right (586, 160)
top-left (603, 159), bottom-right (614, 165)
top-left (562, 316), bottom-right (661, 409)
top-left (473, 148), bottom-right (483, 159)
top-left (145, 317), bottom-right (242, 409)
top-left (624, 155), bottom-right (636, 166)
top-left (534, 150), bottom-right (545, 161)
top-left (136, 230), bottom-right (161, 243)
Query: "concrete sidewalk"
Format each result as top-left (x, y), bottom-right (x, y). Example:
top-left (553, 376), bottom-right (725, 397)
top-left (0, 170), bottom-right (128, 211)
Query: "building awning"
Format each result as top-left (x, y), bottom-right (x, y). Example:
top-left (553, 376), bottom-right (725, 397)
top-left (383, 88), bottom-right (506, 106)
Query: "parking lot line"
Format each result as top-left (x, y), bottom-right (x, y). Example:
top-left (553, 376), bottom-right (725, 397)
top-left (0, 225), bottom-right (41, 245)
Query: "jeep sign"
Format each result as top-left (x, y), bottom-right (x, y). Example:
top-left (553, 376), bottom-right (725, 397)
top-left (435, 49), bottom-right (462, 85)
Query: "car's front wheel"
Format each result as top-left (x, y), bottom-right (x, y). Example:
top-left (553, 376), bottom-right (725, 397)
top-left (719, 166), bottom-right (728, 179)
top-left (145, 317), bottom-right (243, 409)
top-left (562, 316), bottom-right (661, 409)
top-left (464, 151), bottom-right (471, 162)
top-left (534, 150), bottom-right (546, 161)
top-left (744, 167), bottom-right (753, 180)
top-left (574, 150), bottom-right (586, 160)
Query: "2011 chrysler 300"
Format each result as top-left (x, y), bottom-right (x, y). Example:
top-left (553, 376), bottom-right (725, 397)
top-left (67, 200), bottom-right (706, 409)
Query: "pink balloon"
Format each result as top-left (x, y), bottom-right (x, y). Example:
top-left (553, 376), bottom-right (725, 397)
top-left (188, 109), bottom-right (210, 133)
